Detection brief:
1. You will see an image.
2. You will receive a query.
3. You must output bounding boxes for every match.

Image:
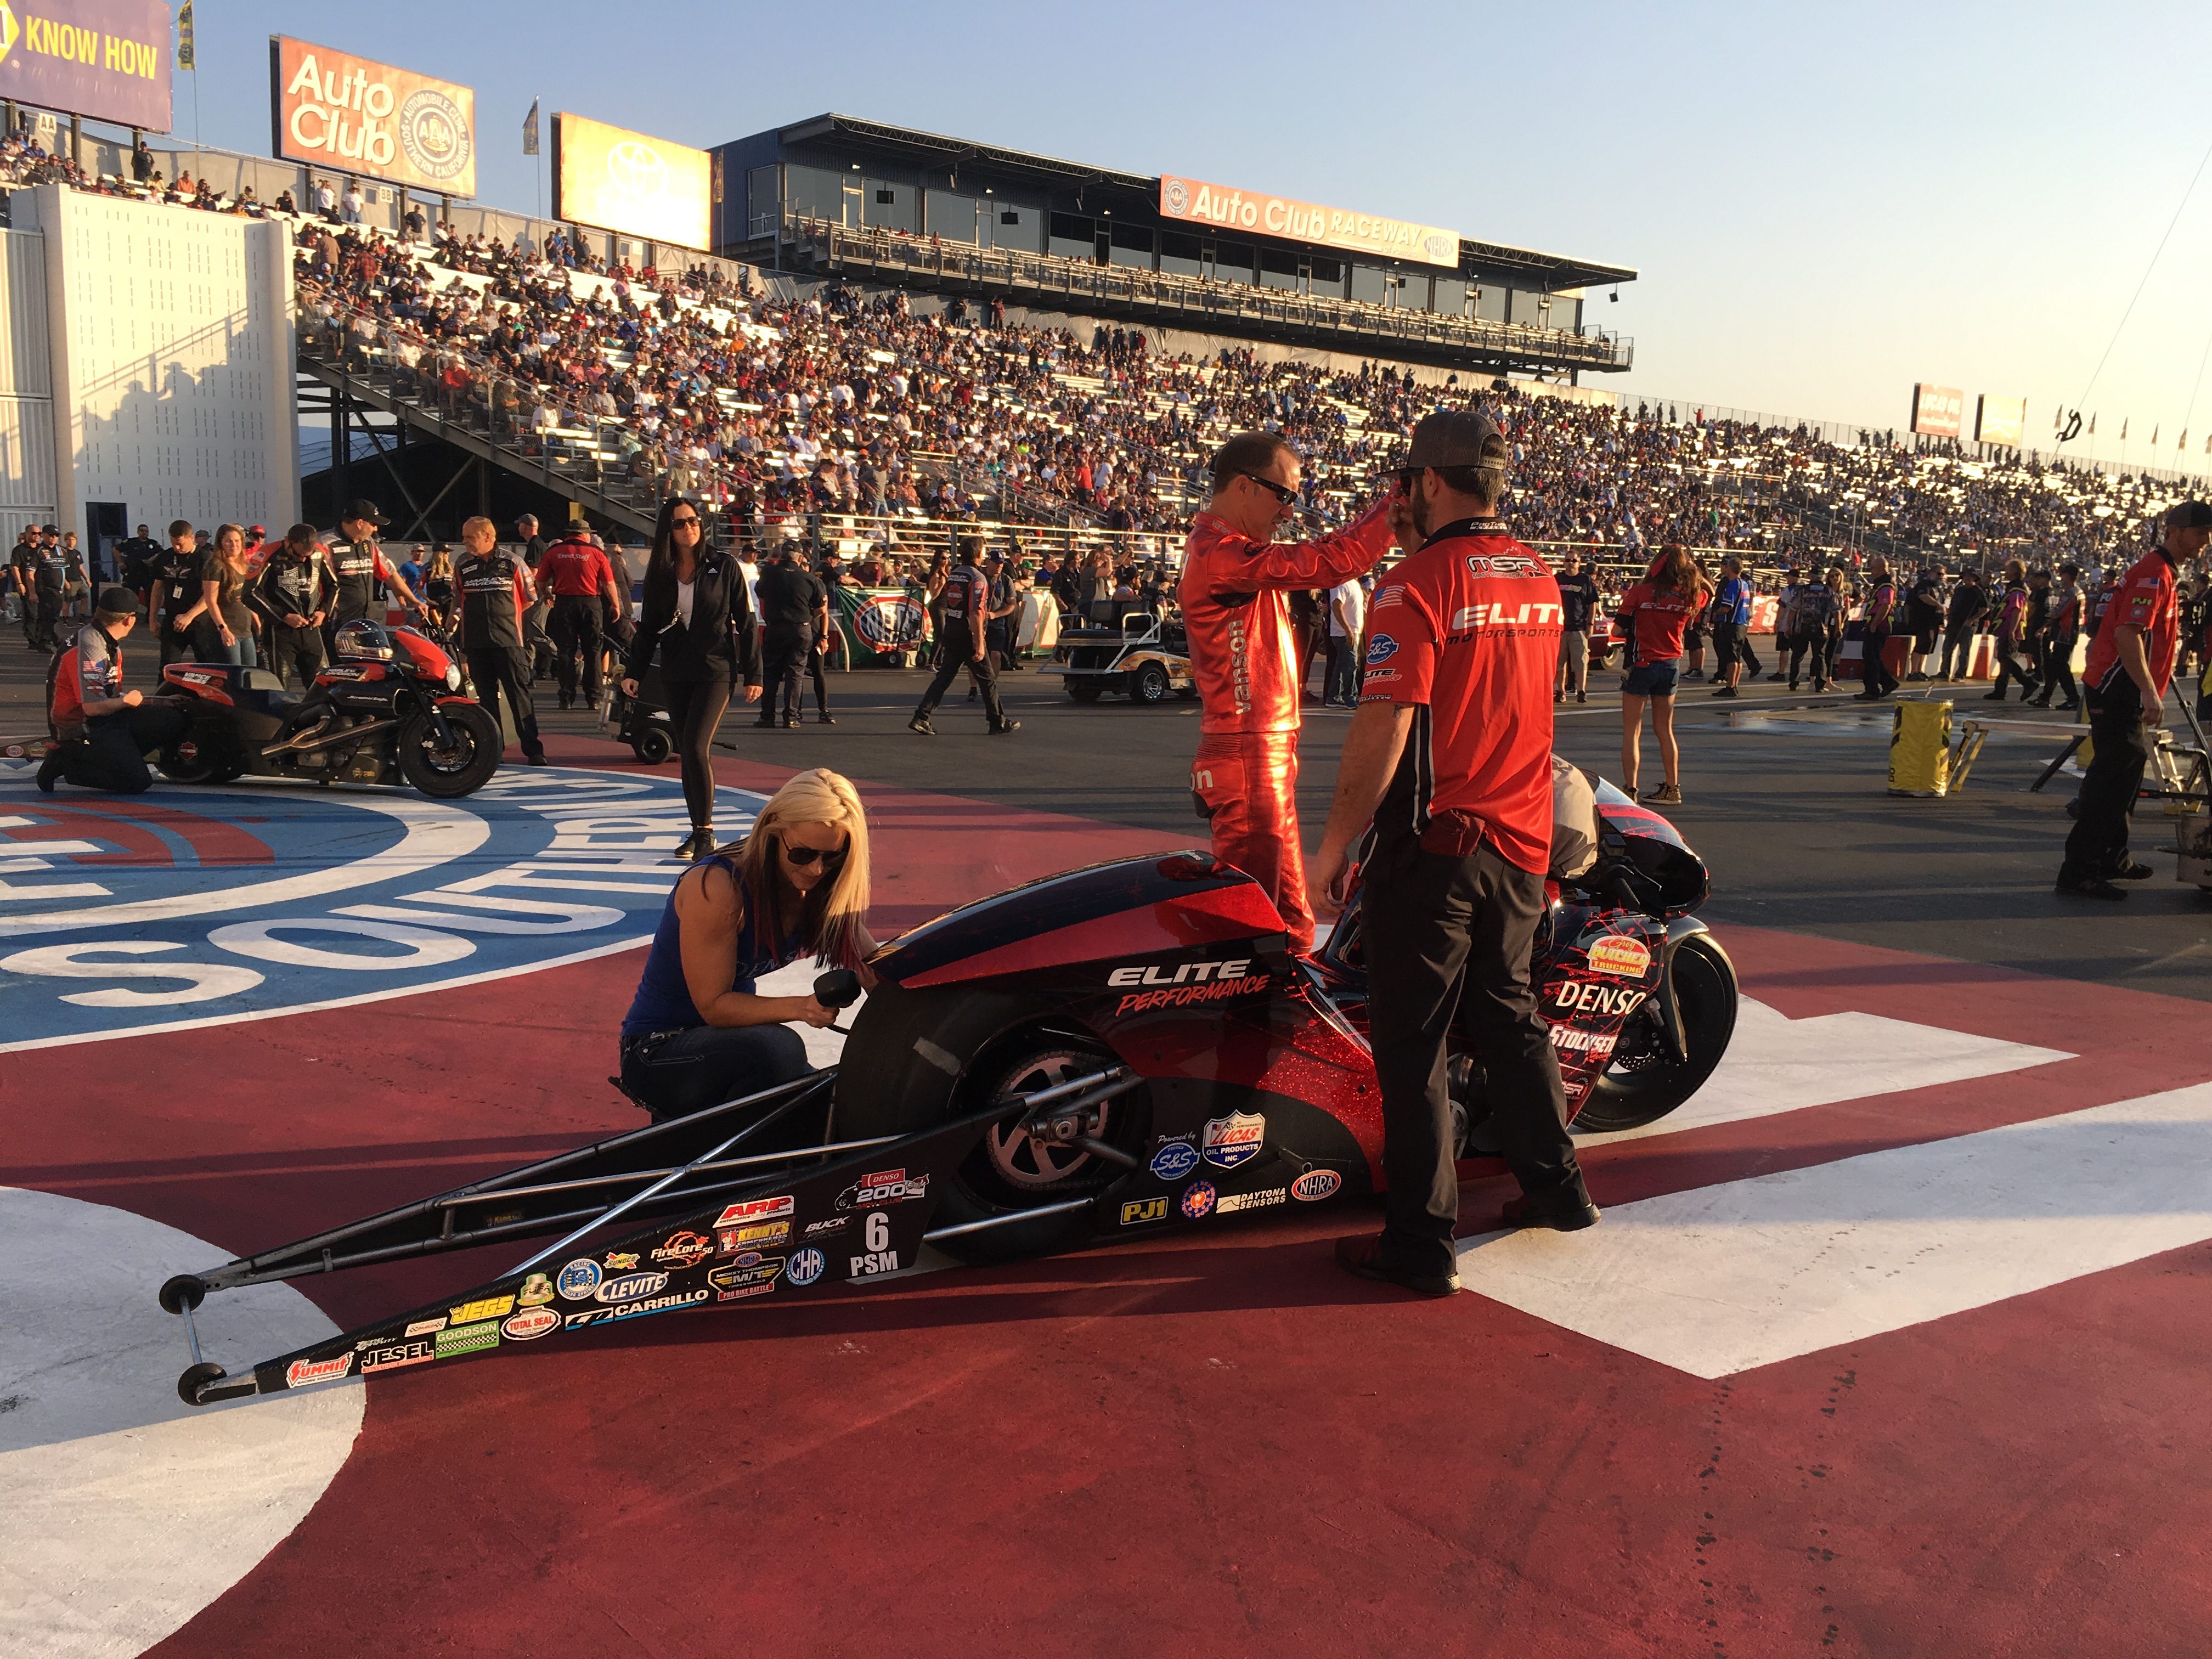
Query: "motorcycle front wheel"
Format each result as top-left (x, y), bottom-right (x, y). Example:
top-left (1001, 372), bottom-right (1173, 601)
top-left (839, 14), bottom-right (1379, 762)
top-left (397, 704), bottom-right (502, 798)
top-left (1571, 932), bottom-right (1739, 1134)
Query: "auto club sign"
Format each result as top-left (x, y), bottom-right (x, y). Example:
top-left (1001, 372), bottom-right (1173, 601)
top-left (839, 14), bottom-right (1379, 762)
top-left (270, 35), bottom-right (477, 198)
top-left (1158, 172), bottom-right (1460, 269)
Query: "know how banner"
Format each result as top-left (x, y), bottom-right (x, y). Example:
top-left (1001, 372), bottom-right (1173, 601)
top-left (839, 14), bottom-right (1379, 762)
top-left (0, 0), bottom-right (171, 132)
top-left (269, 34), bottom-right (476, 198)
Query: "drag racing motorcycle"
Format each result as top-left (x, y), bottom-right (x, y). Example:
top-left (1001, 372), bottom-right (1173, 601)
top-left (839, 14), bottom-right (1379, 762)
top-left (159, 771), bottom-right (1735, 1404)
top-left (155, 620), bottom-right (503, 799)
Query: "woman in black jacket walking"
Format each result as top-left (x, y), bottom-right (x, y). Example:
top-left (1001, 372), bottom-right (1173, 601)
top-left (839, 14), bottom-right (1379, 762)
top-left (620, 498), bottom-right (763, 862)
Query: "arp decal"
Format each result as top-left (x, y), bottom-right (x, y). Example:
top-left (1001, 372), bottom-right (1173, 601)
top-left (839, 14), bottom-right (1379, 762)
top-left (714, 1195), bottom-right (794, 1227)
top-left (1587, 935), bottom-right (1653, 979)
top-left (1201, 1111), bottom-right (1266, 1171)
top-left (0, 768), bottom-right (765, 1051)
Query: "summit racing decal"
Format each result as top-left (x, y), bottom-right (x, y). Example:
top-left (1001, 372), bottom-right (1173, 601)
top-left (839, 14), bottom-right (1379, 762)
top-left (285, 1353), bottom-right (354, 1388)
top-left (0, 767), bottom-right (766, 1051)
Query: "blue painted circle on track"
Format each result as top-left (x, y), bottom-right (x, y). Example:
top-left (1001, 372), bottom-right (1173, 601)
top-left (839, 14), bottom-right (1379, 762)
top-left (0, 764), bottom-right (764, 1049)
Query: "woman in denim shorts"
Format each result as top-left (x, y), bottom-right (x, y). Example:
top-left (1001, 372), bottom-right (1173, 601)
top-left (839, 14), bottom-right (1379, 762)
top-left (1615, 545), bottom-right (1707, 804)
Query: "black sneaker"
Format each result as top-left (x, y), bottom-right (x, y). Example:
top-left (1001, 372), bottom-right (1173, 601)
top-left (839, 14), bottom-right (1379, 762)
top-left (35, 749), bottom-right (63, 793)
top-left (1500, 1182), bottom-right (1601, 1232)
top-left (522, 752), bottom-right (549, 766)
top-left (907, 714), bottom-right (935, 736)
top-left (671, 828), bottom-right (708, 864)
top-left (816, 713), bottom-right (836, 725)
top-left (1334, 1235), bottom-right (1459, 1298)
top-left (989, 719), bottom-right (1022, 735)
top-left (2055, 873), bottom-right (2126, 900)
top-left (2111, 860), bottom-right (2155, 881)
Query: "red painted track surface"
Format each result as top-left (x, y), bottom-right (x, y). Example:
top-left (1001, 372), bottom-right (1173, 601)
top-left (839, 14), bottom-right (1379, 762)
top-left (8, 740), bottom-right (2209, 1657)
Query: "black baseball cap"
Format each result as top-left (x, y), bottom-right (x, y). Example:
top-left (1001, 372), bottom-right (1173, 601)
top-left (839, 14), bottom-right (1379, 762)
top-left (1400, 410), bottom-right (1504, 472)
top-left (2166, 501), bottom-right (2212, 529)
top-left (94, 584), bottom-right (140, 617)
top-left (342, 498), bottom-right (388, 527)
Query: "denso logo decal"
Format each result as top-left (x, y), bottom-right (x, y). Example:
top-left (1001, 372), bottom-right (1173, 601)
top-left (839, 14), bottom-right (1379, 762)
top-left (1365, 633), bottom-right (1398, 667)
top-left (714, 1195), bottom-right (795, 1227)
top-left (1587, 935), bottom-right (1653, 979)
top-left (1201, 1111), bottom-right (1266, 1170)
top-left (836, 1168), bottom-right (930, 1209)
top-left (1290, 1169), bottom-right (1342, 1203)
top-left (1107, 959), bottom-right (1251, 988)
top-left (285, 1353), bottom-right (355, 1387)
top-left (1553, 980), bottom-right (1646, 1017)
top-left (595, 1271), bottom-right (669, 1304)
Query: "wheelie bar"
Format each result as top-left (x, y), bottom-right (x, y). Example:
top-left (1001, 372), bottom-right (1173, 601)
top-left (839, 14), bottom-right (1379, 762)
top-left (165, 1082), bottom-right (1121, 1408)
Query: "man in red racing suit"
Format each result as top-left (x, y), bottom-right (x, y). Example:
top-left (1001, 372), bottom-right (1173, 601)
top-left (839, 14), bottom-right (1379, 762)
top-left (1180, 432), bottom-right (1394, 950)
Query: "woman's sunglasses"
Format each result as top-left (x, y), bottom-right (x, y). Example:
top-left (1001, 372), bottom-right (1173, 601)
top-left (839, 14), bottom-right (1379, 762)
top-left (778, 837), bottom-right (847, 868)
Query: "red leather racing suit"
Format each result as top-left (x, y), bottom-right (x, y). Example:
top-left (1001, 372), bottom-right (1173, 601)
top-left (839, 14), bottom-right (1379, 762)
top-left (1180, 501), bottom-right (1393, 949)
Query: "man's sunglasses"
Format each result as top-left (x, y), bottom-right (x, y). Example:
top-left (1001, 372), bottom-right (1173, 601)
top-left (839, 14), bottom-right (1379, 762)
top-left (1239, 472), bottom-right (1299, 505)
top-left (778, 837), bottom-right (847, 868)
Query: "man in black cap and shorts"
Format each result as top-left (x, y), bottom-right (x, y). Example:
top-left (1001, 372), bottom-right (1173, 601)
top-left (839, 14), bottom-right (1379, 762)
top-left (1311, 411), bottom-right (1596, 1301)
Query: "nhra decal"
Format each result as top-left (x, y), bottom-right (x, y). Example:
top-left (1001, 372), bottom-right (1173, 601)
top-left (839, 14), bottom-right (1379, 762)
top-left (1116, 973), bottom-right (1271, 1018)
top-left (0, 766), bottom-right (768, 1051)
top-left (1290, 1169), bottom-right (1342, 1203)
top-left (1201, 1111), bottom-right (1266, 1171)
top-left (1587, 935), bottom-right (1653, 979)
top-left (1553, 980), bottom-right (1646, 1017)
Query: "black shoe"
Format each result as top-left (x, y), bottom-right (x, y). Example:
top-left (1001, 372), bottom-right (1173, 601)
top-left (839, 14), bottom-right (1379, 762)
top-left (1576, 692), bottom-right (1587, 704)
top-left (990, 719), bottom-right (1022, 735)
top-left (908, 714), bottom-right (935, 736)
top-left (2111, 860), bottom-right (2155, 881)
top-left (1334, 1235), bottom-right (1459, 1298)
top-left (2057, 699), bottom-right (2080, 712)
top-left (1712, 685), bottom-right (1738, 698)
top-left (1500, 1182), bottom-right (1601, 1232)
top-left (817, 713), bottom-right (836, 725)
top-left (782, 716), bottom-right (800, 729)
top-left (1983, 689), bottom-right (2007, 700)
top-left (1788, 680), bottom-right (1801, 691)
top-left (1684, 668), bottom-right (1706, 681)
top-left (673, 828), bottom-right (714, 864)
top-left (35, 749), bottom-right (63, 792)
top-left (1812, 679), bottom-right (1827, 691)
top-left (2027, 695), bottom-right (2052, 708)
top-left (753, 716), bottom-right (775, 729)
top-left (1766, 673), bottom-right (1786, 682)
top-left (522, 752), bottom-right (549, 766)
top-left (1905, 672), bottom-right (1929, 682)
top-left (2055, 873), bottom-right (2126, 900)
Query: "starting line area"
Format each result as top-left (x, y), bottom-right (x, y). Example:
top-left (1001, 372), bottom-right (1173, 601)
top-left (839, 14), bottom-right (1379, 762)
top-left (3, 741), bottom-right (2208, 1657)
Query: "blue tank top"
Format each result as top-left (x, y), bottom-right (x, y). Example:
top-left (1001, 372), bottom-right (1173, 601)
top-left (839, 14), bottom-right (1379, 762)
top-left (622, 853), bottom-right (802, 1036)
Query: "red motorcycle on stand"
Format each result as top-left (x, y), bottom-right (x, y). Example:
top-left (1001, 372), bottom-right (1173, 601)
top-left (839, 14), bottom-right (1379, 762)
top-left (156, 619), bottom-right (504, 799)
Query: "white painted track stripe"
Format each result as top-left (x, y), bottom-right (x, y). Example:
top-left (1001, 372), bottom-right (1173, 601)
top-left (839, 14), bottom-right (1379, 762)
top-left (1457, 1082), bottom-right (2212, 1377)
top-left (1573, 998), bottom-right (2073, 1147)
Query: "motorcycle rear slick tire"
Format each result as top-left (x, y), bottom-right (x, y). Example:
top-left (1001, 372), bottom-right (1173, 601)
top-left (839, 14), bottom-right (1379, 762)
top-left (834, 984), bottom-right (1146, 1265)
top-left (397, 704), bottom-right (502, 798)
top-left (1571, 932), bottom-right (1738, 1134)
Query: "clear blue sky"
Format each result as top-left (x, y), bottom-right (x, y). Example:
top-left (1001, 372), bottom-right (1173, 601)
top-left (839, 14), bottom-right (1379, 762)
top-left (148, 1), bottom-right (2212, 465)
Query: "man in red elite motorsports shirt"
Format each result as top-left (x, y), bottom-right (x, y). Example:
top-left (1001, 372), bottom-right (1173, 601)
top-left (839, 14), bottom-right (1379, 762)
top-left (2058, 500), bottom-right (2209, 899)
top-left (1310, 411), bottom-right (1596, 1300)
top-left (1180, 431), bottom-right (1393, 950)
top-left (538, 520), bottom-right (622, 710)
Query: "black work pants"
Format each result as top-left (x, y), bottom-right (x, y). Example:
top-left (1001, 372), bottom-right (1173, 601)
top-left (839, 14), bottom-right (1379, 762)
top-left (620, 1023), bottom-right (812, 1121)
top-left (664, 676), bottom-right (731, 830)
top-left (267, 621), bottom-right (325, 690)
top-left (1990, 639), bottom-right (2038, 696)
top-left (806, 637), bottom-right (832, 713)
top-left (1938, 626), bottom-right (1976, 679)
top-left (550, 595), bottom-right (604, 704)
top-left (59, 702), bottom-right (189, 793)
top-left (2040, 632), bottom-right (2078, 703)
top-left (464, 646), bottom-right (544, 761)
top-left (1862, 629), bottom-right (1898, 696)
top-left (761, 625), bottom-right (812, 723)
top-left (914, 636), bottom-right (1005, 727)
top-left (2061, 678), bottom-right (2151, 882)
top-left (1364, 827), bottom-right (1578, 1279)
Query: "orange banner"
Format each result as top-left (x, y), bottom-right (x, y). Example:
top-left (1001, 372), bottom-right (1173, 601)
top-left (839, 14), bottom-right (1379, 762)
top-left (270, 36), bottom-right (476, 198)
top-left (1159, 174), bottom-right (1459, 269)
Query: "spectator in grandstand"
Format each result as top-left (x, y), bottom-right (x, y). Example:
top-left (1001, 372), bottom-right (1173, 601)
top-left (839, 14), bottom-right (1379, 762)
top-left (313, 177), bottom-right (336, 221)
top-left (251, 526), bottom-right (336, 690)
top-left (623, 499), bottom-right (763, 860)
top-left (1855, 556), bottom-right (1900, 701)
top-left (1554, 548), bottom-right (1597, 704)
top-left (1614, 545), bottom-right (1703, 804)
top-left (1938, 567), bottom-right (1987, 680)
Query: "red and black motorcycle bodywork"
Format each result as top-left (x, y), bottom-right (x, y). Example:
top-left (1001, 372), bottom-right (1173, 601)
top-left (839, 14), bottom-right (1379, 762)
top-left (156, 626), bottom-right (503, 798)
top-left (162, 778), bottom-right (1735, 1404)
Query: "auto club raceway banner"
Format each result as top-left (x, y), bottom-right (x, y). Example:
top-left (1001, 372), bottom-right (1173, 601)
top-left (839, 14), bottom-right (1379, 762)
top-left (0, 761), bottom-right (747, 1050)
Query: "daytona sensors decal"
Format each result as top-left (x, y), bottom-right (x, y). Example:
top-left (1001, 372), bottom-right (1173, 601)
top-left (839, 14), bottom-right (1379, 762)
top-left (0, 765), bottom-right (765, 1049)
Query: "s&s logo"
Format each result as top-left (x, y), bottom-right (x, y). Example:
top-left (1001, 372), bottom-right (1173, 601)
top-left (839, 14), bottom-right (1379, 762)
top-left (1365, 633), bottom-right (1398, 667)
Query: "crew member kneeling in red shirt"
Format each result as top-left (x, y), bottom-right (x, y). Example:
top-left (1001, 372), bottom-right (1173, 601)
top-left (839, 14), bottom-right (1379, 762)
top-left (1311, 413), bottom-right (1598, 1299)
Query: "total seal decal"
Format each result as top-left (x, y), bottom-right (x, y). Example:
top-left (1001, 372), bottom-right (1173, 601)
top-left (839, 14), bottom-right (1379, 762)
top-left (0, 766), bottom-right (764, 1052)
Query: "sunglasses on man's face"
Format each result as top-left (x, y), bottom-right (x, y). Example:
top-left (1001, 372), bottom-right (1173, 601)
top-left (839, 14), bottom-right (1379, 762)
top-left (1241, 472), bottom-right (1298, 505)
top-left (779, 837), bottom-right (847, 868)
